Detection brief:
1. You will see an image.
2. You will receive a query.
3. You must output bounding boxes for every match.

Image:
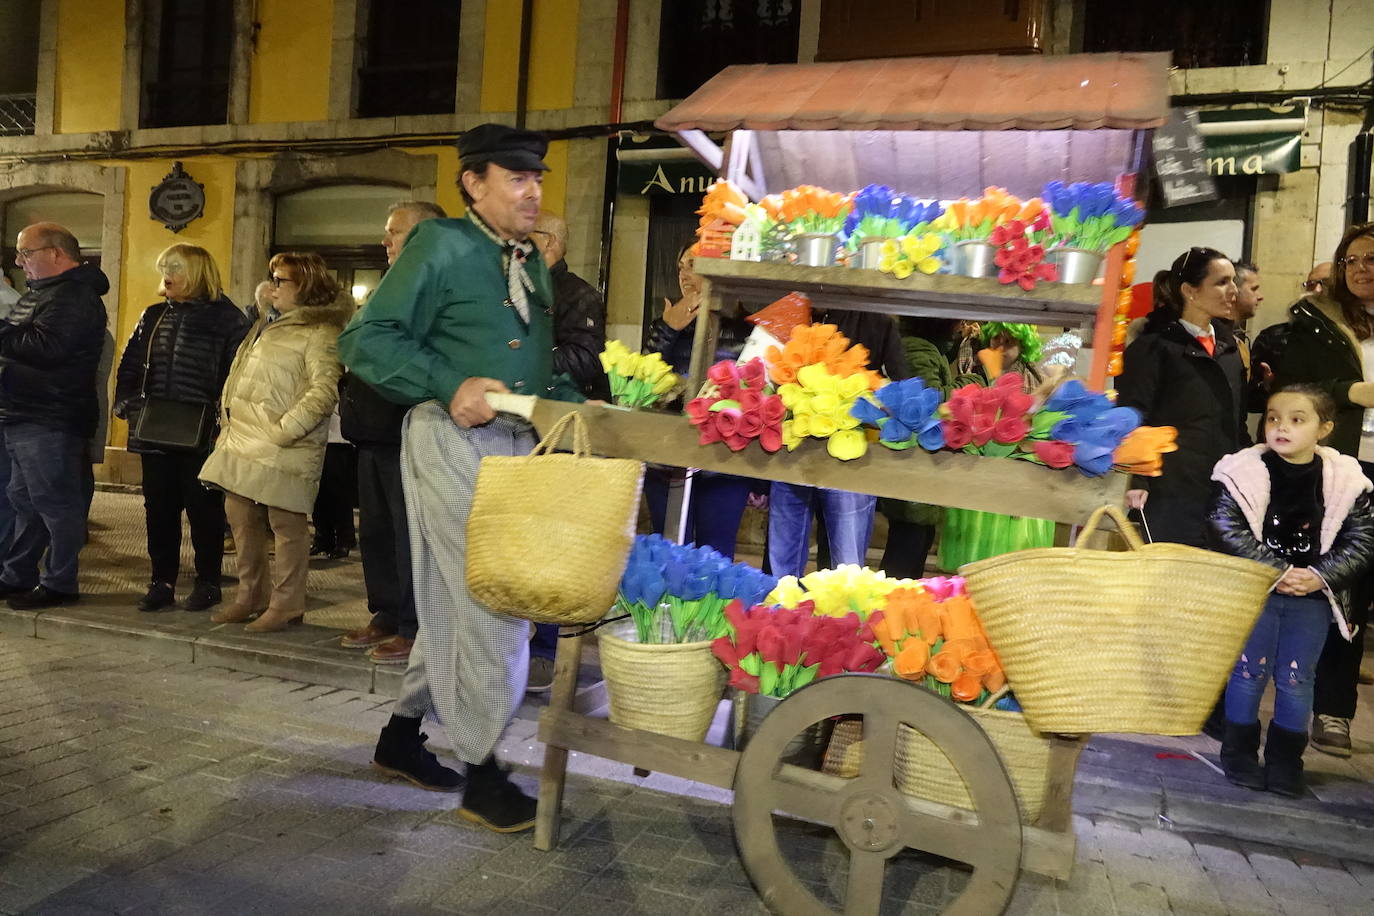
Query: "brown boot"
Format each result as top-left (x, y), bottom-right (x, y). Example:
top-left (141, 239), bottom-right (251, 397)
top-left (211, 604), bottom-right (258, 624)
top-left (244, 606), bottom-right (304, 633)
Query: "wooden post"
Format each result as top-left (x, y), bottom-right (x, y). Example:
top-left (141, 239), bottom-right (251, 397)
top-left (534, 628), bottom-right (585, 851)
top-left (1034, 734), bottom-right (1087, 834)
top-left (1087, 242), bottom-right (1127, 390)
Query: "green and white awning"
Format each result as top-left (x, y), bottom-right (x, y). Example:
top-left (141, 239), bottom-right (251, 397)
top-left (1196, 106), bottom-right (1305, 176)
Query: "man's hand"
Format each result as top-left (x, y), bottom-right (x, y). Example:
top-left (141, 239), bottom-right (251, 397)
top-left (1125, 489), bottom-right (1148, 510)
top-left (1257, 361), bottom-right (1274, 390)
top-left (449, 377), bottom-right (509, 428)
top-left (1276, 567), bottom-right (1324, 596)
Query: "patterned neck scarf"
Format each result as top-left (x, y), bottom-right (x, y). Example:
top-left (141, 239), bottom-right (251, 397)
top-left (467, 207), bottom-right (534, 323)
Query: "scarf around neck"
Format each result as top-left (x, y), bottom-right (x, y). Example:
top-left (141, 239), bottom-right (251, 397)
top-left (467, 208), bottom-right (534, 323)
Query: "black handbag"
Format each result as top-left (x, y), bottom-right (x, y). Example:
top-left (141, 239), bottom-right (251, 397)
top-left (133, 396), bottom-right (214, 452)
top-left (130, 308), bottom-right (215, 453)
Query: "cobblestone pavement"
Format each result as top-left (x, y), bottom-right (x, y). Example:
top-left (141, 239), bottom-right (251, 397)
top-left (3, 635), bottom-right (1374, 915)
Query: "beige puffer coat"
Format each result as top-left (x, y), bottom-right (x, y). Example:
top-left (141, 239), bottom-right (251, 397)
top-left (199, 293), bottom-right (353, 513)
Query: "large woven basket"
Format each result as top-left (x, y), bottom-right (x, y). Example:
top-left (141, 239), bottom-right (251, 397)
top-left (467, 411), bottom-right (644, 625)
top-left (821, 693), bottom-right (1052, 824)
top-left (961, 504), bottom-right (1280, 735)
top-left (598, 620), bottom-right (727, 742)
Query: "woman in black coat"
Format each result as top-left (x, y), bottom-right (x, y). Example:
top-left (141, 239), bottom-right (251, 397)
top-left (1116, 247), bottom-right (1247, 548)
top-left (1272, 221), bottom-right (1374, 756)
top-left (114, 245), bottom-right (250, 613)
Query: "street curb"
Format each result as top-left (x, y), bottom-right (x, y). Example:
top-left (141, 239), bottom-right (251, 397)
top-left (2, 605), bottom-right (399, 697)
top-left (1075, 775), bottom-right (1374, 864)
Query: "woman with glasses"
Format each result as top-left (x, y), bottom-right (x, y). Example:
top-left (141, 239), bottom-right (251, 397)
top-left (114, 245), bottom-right (250, 613)
top-left (1273, 222), bottom-right (1374, 758)
top-left (1117, 246), bottom-right (1248, 548)
top-left (199, 252), bottom-right (352, 632)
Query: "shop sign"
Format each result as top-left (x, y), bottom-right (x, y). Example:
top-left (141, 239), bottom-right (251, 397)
top-left (618, 161), bottom-right (717, 196)
top-left (148, 161), bottom-right (206, 233)
top-left (1202, 132), bottom-right (1301, 177)
top-left (1152, 109), bottom-right (1218, 208)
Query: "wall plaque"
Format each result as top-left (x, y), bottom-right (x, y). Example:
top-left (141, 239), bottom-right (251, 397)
top-left (149, 161), bottom-right (206, 232)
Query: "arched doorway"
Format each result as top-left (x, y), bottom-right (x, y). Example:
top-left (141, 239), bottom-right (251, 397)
top-left (272, 183), bottom-right (407, 304)
top-left (1, 191), bottom-right (104, 292)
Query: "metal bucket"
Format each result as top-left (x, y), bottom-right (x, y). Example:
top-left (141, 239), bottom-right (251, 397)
top-left (953, 241), bottom-right (999, 279)
top-left (1045, 247), bottom-right (1104, 284)
top-left (794, 233), bottom-right (839, 268)
top-left (853, 237), bottom-right (889, 271)
top-left (736, 692), bottom-right (832, 768)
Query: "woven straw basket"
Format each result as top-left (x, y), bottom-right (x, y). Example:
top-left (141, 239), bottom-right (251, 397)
top-left (961, 504), bottom-right (1280, 736)
top-left (821, 691), bottom-right (1052, 824)
top-left (467, 411), bottom-right (644, 626)
top-left (598, 620), bottom-right (727, 742)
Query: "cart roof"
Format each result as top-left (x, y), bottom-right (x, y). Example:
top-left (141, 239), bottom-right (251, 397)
top-left (655, 52), bottom-right (1171, 134)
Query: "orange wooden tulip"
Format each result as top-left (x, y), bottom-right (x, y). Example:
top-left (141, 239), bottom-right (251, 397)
top-left (951, 672), bottom-right (984, 703)
top-left (982, 668), bottom-right (1007, 692)
top-left (942, 595), bottom-right (984, 644)
top-left (894, 641), bottom-right (930, 680)
top-left (927, 648), bottom-right (961, 684)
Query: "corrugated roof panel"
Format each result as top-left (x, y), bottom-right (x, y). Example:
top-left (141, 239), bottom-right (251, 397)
top-left (656, 52), bottom-right (1170, 133)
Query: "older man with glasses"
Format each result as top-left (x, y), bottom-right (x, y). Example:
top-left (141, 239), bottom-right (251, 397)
top-left (0, 224), bottom-right (109, 609)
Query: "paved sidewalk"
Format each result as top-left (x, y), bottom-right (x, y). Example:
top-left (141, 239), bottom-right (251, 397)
top-left (3, 633), bottom-right (1374, 915)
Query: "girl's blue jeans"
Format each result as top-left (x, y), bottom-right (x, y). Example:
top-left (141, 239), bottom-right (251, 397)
top-left (1224, 592), bottom-right (1331, 732)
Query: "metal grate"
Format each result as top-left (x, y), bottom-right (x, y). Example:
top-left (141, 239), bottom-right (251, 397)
top-left (0, 93), bottom-right (36, 136)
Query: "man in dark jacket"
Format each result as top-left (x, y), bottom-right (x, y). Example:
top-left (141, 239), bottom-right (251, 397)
top-left (530, 211), bottom-right (611, 401)
top-left (339, 200), bottom-right (448, 665)
top-left (0, 223), bottom-right (109, 609)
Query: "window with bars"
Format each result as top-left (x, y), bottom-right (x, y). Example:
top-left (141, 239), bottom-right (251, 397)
top-left (140, 0), bottom-right (234, 129)
top-left (658, 0), bottom-right (801, 101)
top-left (355, 0), bottom-right (461, 118)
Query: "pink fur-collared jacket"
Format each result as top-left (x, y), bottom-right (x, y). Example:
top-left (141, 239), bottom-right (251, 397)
top-left (1209, 444), bottom-right (1374, 640)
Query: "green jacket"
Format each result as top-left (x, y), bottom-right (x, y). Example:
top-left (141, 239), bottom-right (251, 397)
top-left (1275, 292), bottom-right (1364, 457)
top-left (337, 217), bottom-right (582, 406)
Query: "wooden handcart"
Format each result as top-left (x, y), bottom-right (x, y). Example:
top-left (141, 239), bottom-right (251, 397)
top-left (517, 48), bottom-right (1170, 914)
top-left (492, 391), bottom-right (1122, 915)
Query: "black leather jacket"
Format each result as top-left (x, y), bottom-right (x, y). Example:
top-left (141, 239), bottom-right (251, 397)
top-left (1209, 483), bottom-right (1374, 627)
top-left (114, 295), bottom-right (251, 453)
top-left (339, 371), bottom-right (410, 447)
top-left (550, 261), bottom-right (611, 401)
top-left (0, 262), bottom-right (110, 437)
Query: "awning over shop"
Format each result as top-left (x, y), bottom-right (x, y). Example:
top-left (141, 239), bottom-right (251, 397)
top-left (653, 52), bottom-right (1170, 202)
top-left (655, 52), bottom-right (1171, 133)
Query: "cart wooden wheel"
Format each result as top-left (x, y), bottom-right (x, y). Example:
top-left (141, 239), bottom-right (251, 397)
top-left (732, 674), bottom-right (1023, 916)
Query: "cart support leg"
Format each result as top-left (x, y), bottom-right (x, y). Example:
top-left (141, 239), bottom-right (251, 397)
top-left (1036, 735), bottom-right (1086, 834)
top-left (534, 628), bottom-right (584, 851)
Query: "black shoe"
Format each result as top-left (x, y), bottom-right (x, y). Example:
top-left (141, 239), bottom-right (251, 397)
top-left (309, 540), bottom-right (332, 557)
top-left (458, 756), bottom-right (537, 833)
top-left (8, 585), bottom-right (80, 611)
top-left (327, 546), bottom-right (351, 560)
top-left (183, 580), bottom-right (222, 612)
top-left (372, 718), bottom-right (462, 792)
top-left (137, 582), bottom-right (176, 613)
top-left (1219, 720), bottom-right (1264, 790)
top-left (1264, 721), bottom-right (1309, 798)
top-left (0, 579), bottom-right (35, 599)
top-left (1201, 700), bottom-right (1227, 742)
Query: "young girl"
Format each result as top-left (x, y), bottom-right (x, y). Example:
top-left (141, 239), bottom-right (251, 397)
top-left (1208, 384), bottom-right (1374, 796)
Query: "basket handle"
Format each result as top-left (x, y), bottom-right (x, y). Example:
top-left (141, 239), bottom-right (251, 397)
top-left (1076, 504), bottom-right (1147, 551)
top-left (529, 410), bottom-right (592, 458)
top-left (977, 685), bottom-right (1011, 710)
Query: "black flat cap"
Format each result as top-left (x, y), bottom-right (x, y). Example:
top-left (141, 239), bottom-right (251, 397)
top-left (458, 123), bottom-right (550, 172)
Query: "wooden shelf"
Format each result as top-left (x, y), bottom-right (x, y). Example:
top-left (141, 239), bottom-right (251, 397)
top-left (694, 257), bottom-right (1103, 328)
top-left (510, 397), bottom-right (1125, 527)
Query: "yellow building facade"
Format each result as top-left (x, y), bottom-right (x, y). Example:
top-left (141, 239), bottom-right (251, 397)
top-left (0, 0), bottom-right (634, 482)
